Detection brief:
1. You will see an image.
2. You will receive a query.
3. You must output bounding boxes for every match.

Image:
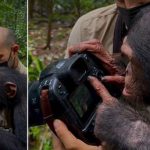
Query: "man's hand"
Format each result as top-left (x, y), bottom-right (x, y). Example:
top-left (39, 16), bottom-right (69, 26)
top-left (53, 119), bottom-right (103, 150)
top-left (40, 90), bottom-right (105, 150)
top-left (67, 39), bottom-right (124, 75)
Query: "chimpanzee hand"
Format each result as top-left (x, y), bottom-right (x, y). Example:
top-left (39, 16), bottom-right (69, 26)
top-left (53, 119), bottom-right (105, 150)
top-left (67, 39), bottom-right (124, 75)
top-left (102, 75), bottom-right (124, 84)
top-left (88, 76), bottom-right (150, 149)
top-left (88, 75), bottom-right (125, 146)
top-left (102, 75), bottom-right (125, 90)
top-left (88, 76), bottom-right (118, 106)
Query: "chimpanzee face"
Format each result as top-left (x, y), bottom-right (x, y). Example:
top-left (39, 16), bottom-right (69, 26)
top-left (121, 38), bottom-right (140, 100)
top-left (0, 79), bottom-right (17, 129)
top-left (0, 109), bottom-right (11, 128)
top-left (123, 62), bottom-right (132, 96)
top-left (0, 81), bottom-right (17, 107)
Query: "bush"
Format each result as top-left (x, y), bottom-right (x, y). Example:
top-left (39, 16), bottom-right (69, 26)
top-left (0, 0), bottom-right (27, 65)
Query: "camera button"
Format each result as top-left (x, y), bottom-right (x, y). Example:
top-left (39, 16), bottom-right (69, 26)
top-left (59, 91), bottom-right (63, 95)
top-left (58, 84), bottom-right (62, 89)
top-left (34, 108), bottom-right (40, 114)
top-left (92, 121), bottom-right (95, 126)
top-left (59, 90), bottom-right (66, 96)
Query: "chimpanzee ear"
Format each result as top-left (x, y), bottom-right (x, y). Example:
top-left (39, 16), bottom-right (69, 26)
top-left (4, 82), bottom-right (17, 98)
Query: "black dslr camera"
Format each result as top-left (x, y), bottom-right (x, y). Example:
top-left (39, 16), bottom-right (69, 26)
top-left (29, 53), bottom-right (121, 145)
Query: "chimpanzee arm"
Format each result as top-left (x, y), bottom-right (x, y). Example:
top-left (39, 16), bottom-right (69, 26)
top-left (13, 97), bottom-right (27, 148)
top-left (0, 130), bottom-right (26, 150)
top-left (94, 101), bottom-right (150, 150)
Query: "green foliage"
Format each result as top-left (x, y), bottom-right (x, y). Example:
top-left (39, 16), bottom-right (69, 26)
top-left (80, 0), bottom-right (115, 12)
top-left (30, 127), bottom-right (41, 139)
top-left (29, 126), bottom-right (53, 150)
top-left (29, 52), bottom-right (45, 81)
top-left (30, 0), bottom-right (114, 25)
top-left (0, 0), bottom-right (27, 65)
top-left (43, 140), bottom-right (53, 150)
top-left (29, 1), bottom-right (114, 150)
top-left (54, 0), bottom-right (114, 13)
top-left (53, 0), bottom-right (114, 23)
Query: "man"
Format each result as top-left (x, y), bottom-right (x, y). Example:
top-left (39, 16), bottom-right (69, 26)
top-left (67, 0), bottom-right (150, 55)
top-left (0, 27), bottom-right (26, 74)
top-left (50, 8), bottom-right (150, 150)
top-left (50, 0), bottom-right (150, 150)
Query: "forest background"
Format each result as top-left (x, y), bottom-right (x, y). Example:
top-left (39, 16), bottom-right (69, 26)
top-left (0, 0), bottom-right (116, 150)
top-left (0, 0), bottom-right (27, 65)
top-left (29, 0), bottom-right (114, 150)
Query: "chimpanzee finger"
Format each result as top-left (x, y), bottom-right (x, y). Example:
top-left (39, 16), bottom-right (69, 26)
top-left (88, 76), bottom-right (115, 104)
top-left (68, 43), bottom-right (103, 57)
top-left (102, 75), bottom-right (125, 85)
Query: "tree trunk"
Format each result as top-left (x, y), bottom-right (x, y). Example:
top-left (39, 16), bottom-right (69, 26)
top-left (74, 0), bottom-right (81, 18)
top-left (44, 0), bottom-right (54, 50)
top-left (29, 0), bottom-right (35, 19)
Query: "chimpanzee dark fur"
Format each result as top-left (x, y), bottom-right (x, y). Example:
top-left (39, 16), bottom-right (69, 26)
top-left (94, 100), bottom-right (150, 150)
top-left (94, 10), bottom-right (150, 150)
top-left (0, 67), bottom-right (27, 150)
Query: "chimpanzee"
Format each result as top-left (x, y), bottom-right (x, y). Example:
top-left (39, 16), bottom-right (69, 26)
top-left (91, 10), bottom-right (150, 150)
top-left (0, 67), bottom-right (27, 150)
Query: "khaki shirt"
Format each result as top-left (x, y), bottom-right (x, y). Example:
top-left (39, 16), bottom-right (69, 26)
top-left (67, 4), bottom-right (118, 54)
top-left (16, 60), bottom-right (27, 75)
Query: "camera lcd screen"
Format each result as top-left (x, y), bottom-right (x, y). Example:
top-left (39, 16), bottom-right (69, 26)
top-left (70, 84), bottom-right (95, 118)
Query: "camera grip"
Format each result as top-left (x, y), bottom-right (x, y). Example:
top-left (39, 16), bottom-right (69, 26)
top-left (40, 89), bottom-right (55, 134)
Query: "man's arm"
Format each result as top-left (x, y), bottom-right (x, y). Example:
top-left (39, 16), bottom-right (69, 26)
top-left (66, 4), bottom-right (118, 57)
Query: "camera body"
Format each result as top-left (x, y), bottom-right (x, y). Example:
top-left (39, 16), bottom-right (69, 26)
top-left (29, 53), bottom-right (121, 145)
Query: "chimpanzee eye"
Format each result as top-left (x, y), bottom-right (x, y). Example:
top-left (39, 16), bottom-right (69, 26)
top-left (125, 62), bottom-right (132, 76)
top-left (121, 53), bottom-right (129, 66)
top-left (0, 54), bottom-right (3, 59)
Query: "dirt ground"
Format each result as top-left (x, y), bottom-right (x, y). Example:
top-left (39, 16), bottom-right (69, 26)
top-left (29, 22), bottom-right (72, 65)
